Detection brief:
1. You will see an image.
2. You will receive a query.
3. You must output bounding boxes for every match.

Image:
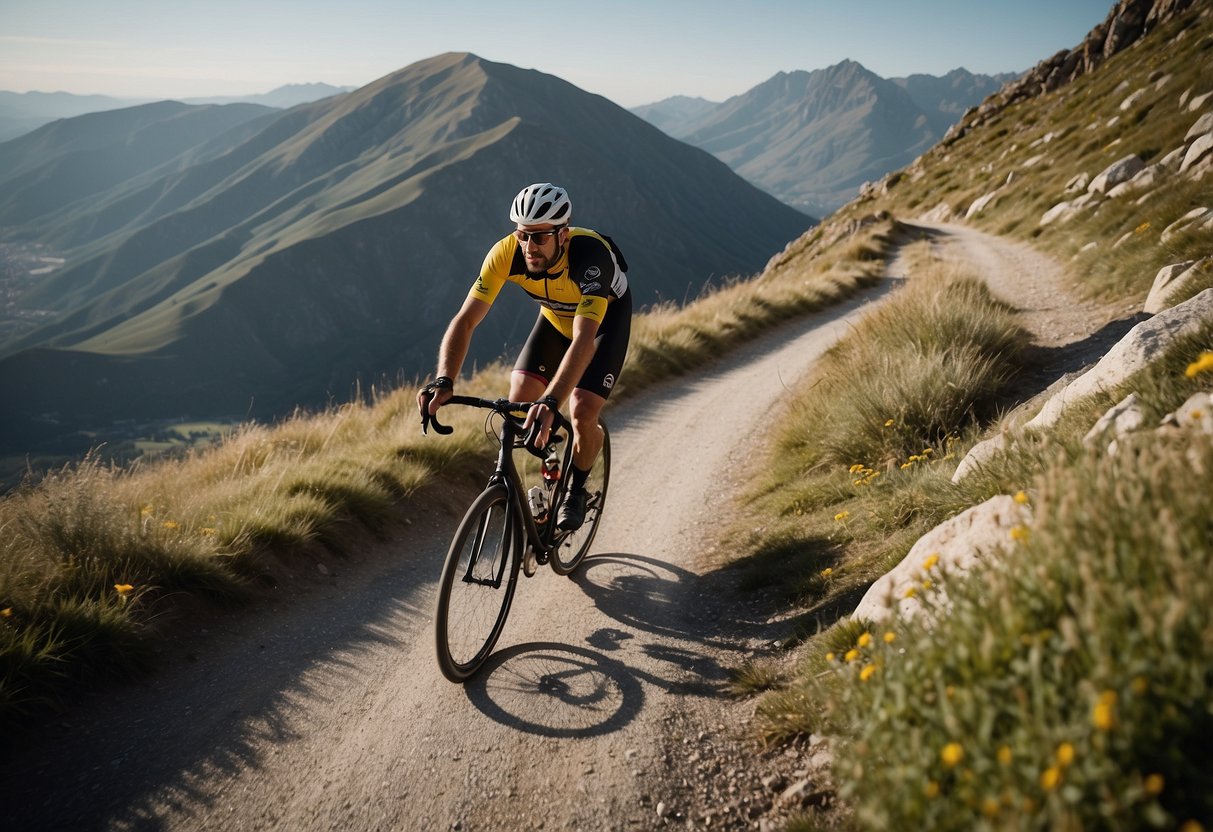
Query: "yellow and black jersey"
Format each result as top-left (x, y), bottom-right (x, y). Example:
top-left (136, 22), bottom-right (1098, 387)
top-left (469, 228), bottom-right (630, 339)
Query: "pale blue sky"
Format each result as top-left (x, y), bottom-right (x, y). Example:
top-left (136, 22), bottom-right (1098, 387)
top-left (1, 0), bottom-right (1115, 107)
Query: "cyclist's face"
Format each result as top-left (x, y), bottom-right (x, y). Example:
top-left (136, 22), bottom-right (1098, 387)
top-left (515, 224), bottom-right (565, 275)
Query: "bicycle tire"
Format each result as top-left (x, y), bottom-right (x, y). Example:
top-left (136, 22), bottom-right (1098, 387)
top-left (549, 424), bottom-right (610, 575)
top-left (435, 484), bottom-right (521, 681)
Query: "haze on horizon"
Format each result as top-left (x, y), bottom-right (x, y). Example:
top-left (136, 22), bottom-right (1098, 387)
top-left (0, 0), bottom-right (1114, 109)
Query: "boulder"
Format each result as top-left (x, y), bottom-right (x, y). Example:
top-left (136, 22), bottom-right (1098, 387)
top-left (1041, 200), bottom-right (1079, 226)
top-left (1064, 171), bottom-right (1091, 193)
top-left (1119, 87), bottom-right (1150, 111)
top-left (1161, 391), bottom-right (1213, 437)
top-left (1186, 112), bottom-right (1213, 143)
top-left (1083, 392), bottom-right (1145, 453)
top-left (1189, 91), bottom-right (1213, 112)
top-left (1144, 258), bottom-right (1208, 314)
top-left (1026, 289), bottom-right (1213, 431)
top-left (1107, 163), bottom-right (1167, 198)
top-left (1180, 132), bottom-right (1213, 173)
top-left (1161, 207), bottom-right (1213, 242)
top-left (851, 495), bottom-right (1031, 623)
top-left (965, 189), bottom-right (1002, 219)
top-left (1089, 154), bottom-right (1145, 194)
top-left (951, 434), bottom-right (1009, 484)
top-left (918, 202), bottom-right (953, 223)
top-left (1160, 145), bottom-right (1188, 170)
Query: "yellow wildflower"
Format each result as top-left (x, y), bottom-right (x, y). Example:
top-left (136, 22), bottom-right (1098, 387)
top-left (140, 505), bottom-right (154, 516)
top-left (922, 553), bottom-right (940, 571)
top-left (981, 796), bottom-right (1000, 818)
top-left (884, 419), bottom-right (895, 427)
top-left (1178, 821), bottom-right (1204, 832)
top-left (921, 448), bottom-right (933, 456)
top-left (922, 579), bottom-right (933, 590)
top-left (1135, 221), bottom-right (1151, 234)
top-left (857, 632), bottom-right (872, 648)
top-left (0, 608), bottom-right (12, 619)
top-left (819, 567), bottom-right (833, 577)
top-left (1093, 690), bottom-right (1118, 731)
top-left (883, 631), bottom-right (896, 644)
top-left (200, 527), bottom-right (217, 537)
top-left (1013, 490), bottom-right (1029, 504)
top-left (849, 463), bottom-right (865, 474)
top-left (900, 462), bottom-right (913, 470)
top-left (1010, 525), bottom-right (1029, 542)
top-left (844, 649), bottom-right (860, 663)
top-left (940, 742), bottom-right (964, 768)
top-left (997, 745), bottom-right (1013, 766)
top-left (859, 664), bottom-right (877, 682)
top-left (162, 520), bottom-right (179, 530)
top-left (825, 652), bottom-right (836, 662)
top-left (1056, 742), bottom-right (1075, 767)
top-left (903, 586), bottom-right (917, 599)
top-left (1041, 767), bottom-right (1061, 791)
top-left (924, 780), bottom-right (940, 799)
top-left (114, 584), bottom-right (134, 595)
top-left (834, 511), bottom-right (850, 522)
top-left (1186, 351), bottom-right (1213, 378)
top-left (1144, 773), bottom-right (1165, 796)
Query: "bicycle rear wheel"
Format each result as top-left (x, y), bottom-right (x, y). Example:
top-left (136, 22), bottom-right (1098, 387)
top-left (550, 424), bottom-right (610, 576)
top-left (435, 485), bottom-right (521, 681)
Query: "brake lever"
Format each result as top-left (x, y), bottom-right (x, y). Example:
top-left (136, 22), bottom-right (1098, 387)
top-left (420, 394), bottom-right (454, 435)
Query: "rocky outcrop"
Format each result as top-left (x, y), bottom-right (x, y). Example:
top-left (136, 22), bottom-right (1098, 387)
top-left (852, 495), bottom-right (1031, 623)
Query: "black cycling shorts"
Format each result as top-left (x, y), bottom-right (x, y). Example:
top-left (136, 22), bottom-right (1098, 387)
top-left (513, 290), bottom-right (632, 400)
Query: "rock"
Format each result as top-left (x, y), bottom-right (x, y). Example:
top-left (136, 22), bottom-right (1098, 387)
top-left (1160, 145), bottom-right (1188, 170)
top-left (778, 779), bottom-right (814, 806)
top-left (1040, 200), bottom-right (1079, 226)
top-left (1180, 133), bottom-right (1213, 173)
top-left (951, 434), bottom-right (1009, 483)
top-left (1119, 87), bottom-right (1150, 111)
top-left (966, 189), bottom-right (1002, 219)
top-left (1187, 112), bottom-right (1213, 143)
top-left (918, 202), bottom-right (953, 223)
top-left (1026, 289), bottom-right (1213, 431)
top-left (1107, 163), bottom-right (1166, 198)
top-left (1088, 154), bottom-right (1145, 194)
top-left (1064, 171), bottom-right (1091, 193)
top-left (851, 495), bottom-right (1032, 623)
top-left (1162, 392), bottom-right (1213, 436)
top-left (1144, 258), bottom-right (1208, 314)
top-left (1083, 392), bottom-right (1146, 451)
top-left (1154, 73), bottom-right (1174, 91)
top-left (1189, 91), bottom-right (1213, 112)
top-left (1161, 207), bottom-right (1212, 243)
top-left (655, 801), bottom-right (669, 818)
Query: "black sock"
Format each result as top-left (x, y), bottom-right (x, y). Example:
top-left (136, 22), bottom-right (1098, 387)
top-left (570, 464), bottom-right (591, 493)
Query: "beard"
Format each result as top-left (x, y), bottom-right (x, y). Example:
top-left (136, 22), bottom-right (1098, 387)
top-left (524, 243), bottom-right (564, 278)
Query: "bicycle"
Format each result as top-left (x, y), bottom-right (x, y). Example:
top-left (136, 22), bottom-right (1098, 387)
top-left (421, 396), bottom-right (610, 682)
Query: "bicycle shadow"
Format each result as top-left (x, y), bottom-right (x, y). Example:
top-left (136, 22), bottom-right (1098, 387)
top-left (462, 551), bottom-right (790, 737)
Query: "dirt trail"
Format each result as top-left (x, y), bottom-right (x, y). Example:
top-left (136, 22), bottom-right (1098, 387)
top-left (2, 224), bottom-right (1134, 831)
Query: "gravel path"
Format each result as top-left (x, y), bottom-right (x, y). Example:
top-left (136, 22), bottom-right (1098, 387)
top-left (1, 223), bottom-right (1135, 831)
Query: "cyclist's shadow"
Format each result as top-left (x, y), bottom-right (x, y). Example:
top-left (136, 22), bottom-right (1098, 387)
top-left (463, 551), bottom-right (778, 737)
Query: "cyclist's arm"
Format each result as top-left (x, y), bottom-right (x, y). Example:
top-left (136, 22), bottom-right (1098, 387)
top-left (421, 296), bottom-right (491, 416)
top-left (545, 314), bottom-right (600, 405)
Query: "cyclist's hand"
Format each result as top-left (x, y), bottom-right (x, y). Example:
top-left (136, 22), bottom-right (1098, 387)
top-left (523, 395), bottom-right (559, 450)
top-left (418, 377), bottom-right (453, 418)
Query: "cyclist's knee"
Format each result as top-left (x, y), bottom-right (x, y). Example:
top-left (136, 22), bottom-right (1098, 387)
top-left (569, 389), bottom-right (605, 426)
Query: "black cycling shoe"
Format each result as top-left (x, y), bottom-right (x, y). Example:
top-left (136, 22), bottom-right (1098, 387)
top-left (557, 490), bottom-right (588, 531)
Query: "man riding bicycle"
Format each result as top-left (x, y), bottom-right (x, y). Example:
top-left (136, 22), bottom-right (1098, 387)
top-left (417, 183), bottom-right (632, 531)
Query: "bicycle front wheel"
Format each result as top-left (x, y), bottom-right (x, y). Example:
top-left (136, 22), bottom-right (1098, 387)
top-left (435, 485), bottom-right (521, 682)
top-left (550, 424), bottom-right (610, 576)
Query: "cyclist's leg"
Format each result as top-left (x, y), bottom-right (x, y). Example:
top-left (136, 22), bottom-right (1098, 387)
top-left (570, 290), bottom-right (630, 471)
top-left (511, 314), bottom-right (567, 401)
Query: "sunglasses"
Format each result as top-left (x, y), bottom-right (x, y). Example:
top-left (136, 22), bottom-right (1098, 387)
top-left (513, 226), bottom-right (565, 244)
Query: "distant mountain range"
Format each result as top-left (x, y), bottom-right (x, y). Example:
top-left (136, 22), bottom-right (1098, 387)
top-left (633, 63), bottom-right (1015, 215)
top-left (0, 53), bottom-right (812, 454)
top-left (0, 83), bottom-right (354, 142)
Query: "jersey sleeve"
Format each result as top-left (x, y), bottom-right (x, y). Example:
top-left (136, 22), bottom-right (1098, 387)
top-left (569, 234), bottom-right (619, 325)
top-left (468, 236), bottom-right (515, 305)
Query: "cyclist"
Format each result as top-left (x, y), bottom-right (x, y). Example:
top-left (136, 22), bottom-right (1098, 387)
top-left (418, 183), bottom-right (631, 531)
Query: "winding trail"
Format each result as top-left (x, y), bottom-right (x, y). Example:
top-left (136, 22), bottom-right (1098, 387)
top-left (2, 223), bottom-right (1133, 831)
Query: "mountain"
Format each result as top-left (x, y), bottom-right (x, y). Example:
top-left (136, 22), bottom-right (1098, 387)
top-left (0, 84), bottom-right (352, 142)
top-left (891, 68), bottom-right (1017, 137)
top-left (0, 53), bottom-right (813, 454)
top-left (633, 63), bottom-right (1013, 216)
top-left (629, 95), bottom-right (719, 136)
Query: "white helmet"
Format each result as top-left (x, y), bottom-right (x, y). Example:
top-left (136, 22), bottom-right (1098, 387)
top-left (510, 183), bottom-right (571, 226)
